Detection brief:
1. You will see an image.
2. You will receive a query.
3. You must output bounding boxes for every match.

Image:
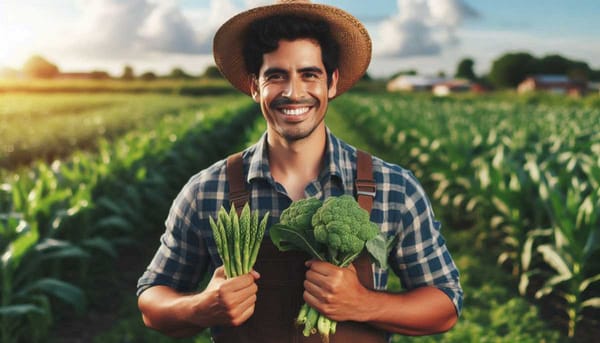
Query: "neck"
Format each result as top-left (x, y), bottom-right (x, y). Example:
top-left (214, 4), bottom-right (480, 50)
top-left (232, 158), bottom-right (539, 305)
top-left (267, 126), bottom-right (327, 200)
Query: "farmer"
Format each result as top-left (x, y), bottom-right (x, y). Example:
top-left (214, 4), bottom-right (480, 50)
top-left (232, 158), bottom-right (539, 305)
top-left (137, 1), bottom-right (462, 342)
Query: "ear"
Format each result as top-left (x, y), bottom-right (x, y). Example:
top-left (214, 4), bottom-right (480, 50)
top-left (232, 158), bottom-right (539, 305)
top-left (327, 69), bottom-right (339, 99)
top-left (249, 75), bottom-right (260, 103)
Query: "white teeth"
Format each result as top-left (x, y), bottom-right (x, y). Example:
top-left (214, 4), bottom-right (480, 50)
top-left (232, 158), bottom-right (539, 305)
top-left (281, 107), bottom-right (309, 116)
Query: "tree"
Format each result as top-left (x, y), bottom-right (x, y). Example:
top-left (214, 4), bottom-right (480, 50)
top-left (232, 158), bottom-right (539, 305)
top-left (489, 52), bottom-right (537, 88)
top-left (170, 67), bottom-right (193, 79)
top-left (537, 54), bottom-right (571, 75)
top-left (121, 65), bottom-right (135, 80)
top-left (22, 55), bottom-right (60, 79)
top-left (140, 71), bottom-right (157, 81)
top-left (455, 58), bottom-right (476, 80)
top-left (202, 65), bottom-right (223, 79)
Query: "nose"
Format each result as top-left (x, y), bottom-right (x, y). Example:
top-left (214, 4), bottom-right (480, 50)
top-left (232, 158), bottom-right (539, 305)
top-left (282, 74), bottom-right (305, 100)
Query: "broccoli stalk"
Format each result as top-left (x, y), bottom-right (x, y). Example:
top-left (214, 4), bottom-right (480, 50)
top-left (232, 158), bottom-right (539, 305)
top-left (270, 195), bottom-right (380, 343)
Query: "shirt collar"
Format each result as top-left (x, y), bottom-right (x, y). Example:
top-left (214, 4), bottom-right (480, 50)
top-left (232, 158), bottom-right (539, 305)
top-left (245, 128), bottom-right (352, 188)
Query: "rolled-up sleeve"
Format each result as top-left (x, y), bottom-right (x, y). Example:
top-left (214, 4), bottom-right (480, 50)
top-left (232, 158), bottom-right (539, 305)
top-left (392, 171), bottom-right (463, 315)
top-left (136, 179), bottom-right (208, 296)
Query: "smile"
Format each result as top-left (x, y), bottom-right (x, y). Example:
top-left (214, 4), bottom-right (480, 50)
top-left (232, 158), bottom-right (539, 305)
top-left (280, 107), bottom-right (310, 116)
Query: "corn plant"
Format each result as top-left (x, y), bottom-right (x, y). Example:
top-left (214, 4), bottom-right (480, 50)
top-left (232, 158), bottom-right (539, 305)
top-left (523, 157), bottom-right (600, 337)
top-left (1, 197), bottom-right (87, 342)
top-left (331, 93), bottom-right (600, 339)
top-left (1, 96), bottom-right (258, 341)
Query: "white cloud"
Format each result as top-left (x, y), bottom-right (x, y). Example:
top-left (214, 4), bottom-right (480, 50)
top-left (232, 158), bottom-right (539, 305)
top-left (373, 0), bottom-right (478, 58)
top-left (67, 0), bottom-right (241, 60)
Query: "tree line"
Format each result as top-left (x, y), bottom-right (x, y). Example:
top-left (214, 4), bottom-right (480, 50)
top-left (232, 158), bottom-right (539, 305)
top-left (5, 52), bottom-right (600, 89)
top-left (392, 53), bottom-right (600, 89)
top-left (2, 55), bottom-right (223, 81)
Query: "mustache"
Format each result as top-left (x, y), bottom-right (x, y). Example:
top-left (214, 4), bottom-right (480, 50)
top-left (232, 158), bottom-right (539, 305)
top-left (270, 96), bottom-right (317, 108)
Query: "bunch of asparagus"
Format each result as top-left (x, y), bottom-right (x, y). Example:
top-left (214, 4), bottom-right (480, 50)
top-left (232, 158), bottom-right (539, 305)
top-left (209, 203), bottom-right (269, 277)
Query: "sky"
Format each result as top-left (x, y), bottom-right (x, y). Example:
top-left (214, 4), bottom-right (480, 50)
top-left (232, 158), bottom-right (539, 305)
top-left (0, 0), bottom-right (598, 79)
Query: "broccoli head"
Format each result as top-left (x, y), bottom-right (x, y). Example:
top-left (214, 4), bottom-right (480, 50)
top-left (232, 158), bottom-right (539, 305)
top-left (311, 195), bottom-right (379, 266)
top-left (279, 197), bottom-right (323, 230)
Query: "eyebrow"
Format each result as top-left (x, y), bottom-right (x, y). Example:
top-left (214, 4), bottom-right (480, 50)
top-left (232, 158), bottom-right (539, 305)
top-left (262, 66), bottom-right (324, 77)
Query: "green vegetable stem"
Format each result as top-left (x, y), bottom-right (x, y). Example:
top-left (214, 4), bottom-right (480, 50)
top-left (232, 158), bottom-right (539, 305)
top-left (209, 203), bottom-right (269, 278)
top-left (270, 195), bottom-right (393, 343)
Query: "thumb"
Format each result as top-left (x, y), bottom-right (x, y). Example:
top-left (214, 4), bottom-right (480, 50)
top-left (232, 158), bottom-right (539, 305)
top-left (213, 265), bottom-right (227, 279)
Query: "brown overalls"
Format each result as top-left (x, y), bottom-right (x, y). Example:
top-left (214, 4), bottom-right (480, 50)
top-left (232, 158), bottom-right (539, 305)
top-left (212, 150), bottom-right (387, 343)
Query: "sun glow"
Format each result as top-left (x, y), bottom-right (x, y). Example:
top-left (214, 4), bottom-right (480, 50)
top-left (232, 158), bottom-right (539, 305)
top-left (0, 2), bottom-right (66, 69)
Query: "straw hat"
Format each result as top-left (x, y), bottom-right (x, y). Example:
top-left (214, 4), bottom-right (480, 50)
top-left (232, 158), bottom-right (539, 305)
top-left (213, 0), bottom-right (372, 97)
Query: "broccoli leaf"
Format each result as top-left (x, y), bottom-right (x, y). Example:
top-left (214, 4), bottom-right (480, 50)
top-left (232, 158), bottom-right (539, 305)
top-left (269, 224), bottom-right (325, 261)
top-left (365, 232), bottom-right (398, 270)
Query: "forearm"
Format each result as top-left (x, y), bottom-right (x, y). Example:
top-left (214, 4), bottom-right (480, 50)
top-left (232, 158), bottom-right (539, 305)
top-left (361, 286), bottom-right (458, 336)
top-left (138, 285), bottom-right (209, 337)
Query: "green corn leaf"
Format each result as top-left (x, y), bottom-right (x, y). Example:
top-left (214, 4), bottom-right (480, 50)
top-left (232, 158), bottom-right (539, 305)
top-left (583, 226), bottom-right (600, 261)
top-left (522, 228), bottom-right (552, 271)
top-left (0, 304), bottom-right (45, 316)
top-left (93, 216), bottom-right (133, 233)
top-left (579, 273), bottom-right (600, 292)
top-left (518, 272), bottom-right (530, 296)
top-left (581, 297), bottom-right (600, 309)
top-left (535, 273), bottom-right (572, 299)
top-left (537, 244), bottom-right (572, 277)
top-left (17, 278), bottom-right (85, 313)
top-left (82, 237), bottom-right (118, 258)
top-left (2, 221), bottom-right (38, 270)
top-left (35, 238), bottom-right (90, 260)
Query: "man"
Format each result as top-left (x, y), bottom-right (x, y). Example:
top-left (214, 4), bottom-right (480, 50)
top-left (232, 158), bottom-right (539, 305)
top-left (137, 1), bottom-right (462, 342)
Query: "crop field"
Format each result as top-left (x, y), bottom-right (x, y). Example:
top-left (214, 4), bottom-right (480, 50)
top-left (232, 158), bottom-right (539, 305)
top-left (1, 85), bottom-right (598, 342)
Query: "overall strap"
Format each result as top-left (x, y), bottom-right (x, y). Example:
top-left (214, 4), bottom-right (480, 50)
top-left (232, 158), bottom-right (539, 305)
top-left (355, 150), bottom-right (376, 214)
top-left (226, 152), bottom-right (248, 215)
top-left (227, 150), bottom-right (376, 214)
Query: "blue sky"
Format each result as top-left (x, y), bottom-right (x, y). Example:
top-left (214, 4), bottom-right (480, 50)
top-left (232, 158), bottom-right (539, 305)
top-left (0, 0), bottom-right (598, 78)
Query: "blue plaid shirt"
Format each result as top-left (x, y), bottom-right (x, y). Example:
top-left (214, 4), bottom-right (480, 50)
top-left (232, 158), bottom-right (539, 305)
top-left (137, 128), bottom-right (463, 315)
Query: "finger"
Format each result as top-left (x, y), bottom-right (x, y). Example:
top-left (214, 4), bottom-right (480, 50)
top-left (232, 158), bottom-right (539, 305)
top-left (307, 260), bottom-right (337, 276)
top-left (237, 300), bottom-right (256, 324)
top-left (303, 279), bottom-right (326, 302)
top-left (224, 273), bottom-right (258, 292)
top-left (303, 290), bottom-right (326, 313)
top-left (213, 265), bottom-right (226, 278)
top-left (304, 269), bottom-right (329, 289)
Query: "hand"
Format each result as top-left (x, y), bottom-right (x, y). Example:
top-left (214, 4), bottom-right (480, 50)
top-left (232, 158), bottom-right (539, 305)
top-left (303, 260), bottom-right (370, 322)
top-left (196, 266), bottom-right (260, 327)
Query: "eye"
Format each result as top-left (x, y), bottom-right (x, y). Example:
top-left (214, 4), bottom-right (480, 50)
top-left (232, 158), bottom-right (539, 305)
top-left (303, 72), bottom-right (319, 79)
top-left (265, 73), bottom-right (285, 81)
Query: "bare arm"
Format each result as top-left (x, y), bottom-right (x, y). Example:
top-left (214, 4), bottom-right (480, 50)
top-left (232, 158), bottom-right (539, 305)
top-left (138, 266), bottom-right (260, 337)
top-left (304, 261), bottom-right (457, 336)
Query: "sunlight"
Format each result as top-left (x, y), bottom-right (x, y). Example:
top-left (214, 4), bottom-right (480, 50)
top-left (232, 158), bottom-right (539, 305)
top-left (0, 6), bottom-right (36, 68)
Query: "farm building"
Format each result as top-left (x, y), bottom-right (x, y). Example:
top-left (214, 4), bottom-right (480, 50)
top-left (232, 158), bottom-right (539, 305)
top-left (387, 75), bottom-right (446, 92)
top-left (517, 74), bottom-right (587, 96)
top-left (433, 79), bottom-right (472, 96)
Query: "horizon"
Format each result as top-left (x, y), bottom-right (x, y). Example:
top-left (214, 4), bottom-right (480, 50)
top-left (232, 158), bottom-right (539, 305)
top-left (1, 0), bottom-right (599, 78)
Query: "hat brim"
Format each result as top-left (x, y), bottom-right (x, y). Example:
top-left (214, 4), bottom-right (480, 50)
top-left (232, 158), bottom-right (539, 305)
top-left (213, 3), bottom-right (372, 97)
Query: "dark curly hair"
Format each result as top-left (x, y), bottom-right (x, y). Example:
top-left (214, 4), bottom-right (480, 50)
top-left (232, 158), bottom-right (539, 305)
top-left (242, 15), bottom-right (340, 87)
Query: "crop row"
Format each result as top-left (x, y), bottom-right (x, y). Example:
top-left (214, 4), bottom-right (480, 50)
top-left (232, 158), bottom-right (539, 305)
top-left (0, 97), bottom-right (259, 342)
top-left (331, 94), bottom-right (600, 339)
top-left (0, 93), bottom-right (242, 169)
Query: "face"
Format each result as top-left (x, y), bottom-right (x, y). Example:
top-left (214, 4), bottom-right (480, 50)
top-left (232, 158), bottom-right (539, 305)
top-left (250, 39), bottom-right (338, 143)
